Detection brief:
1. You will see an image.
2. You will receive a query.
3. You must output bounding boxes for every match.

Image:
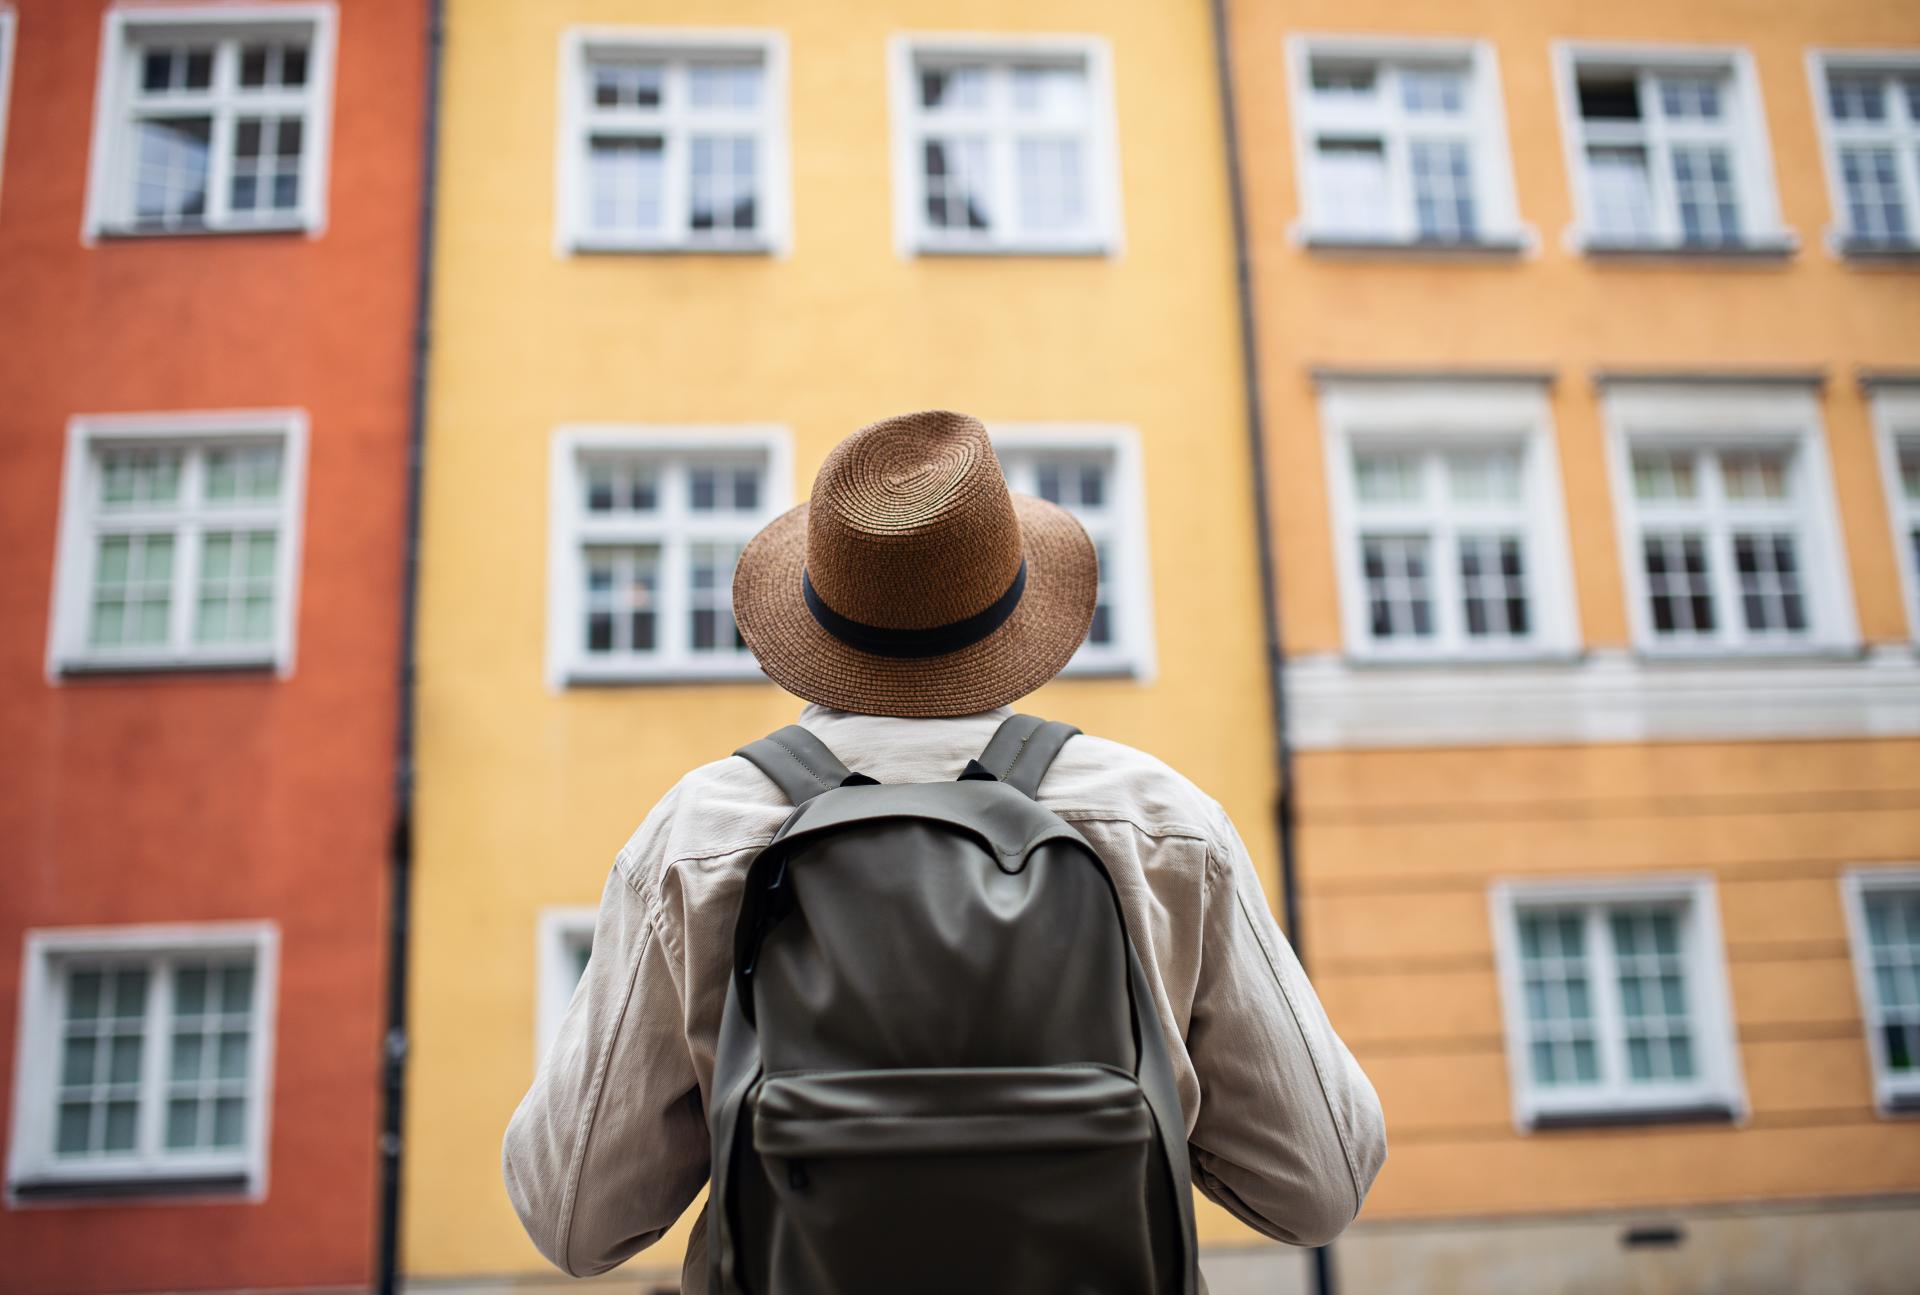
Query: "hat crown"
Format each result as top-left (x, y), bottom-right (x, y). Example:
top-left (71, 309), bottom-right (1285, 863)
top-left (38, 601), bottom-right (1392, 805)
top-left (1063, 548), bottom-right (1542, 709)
top-left (804, 412), bottom-right (1024, 632)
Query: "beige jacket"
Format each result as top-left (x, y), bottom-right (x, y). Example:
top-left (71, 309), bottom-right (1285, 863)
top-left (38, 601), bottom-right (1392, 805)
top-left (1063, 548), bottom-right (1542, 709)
top-left (503, 705), bottom-right (1386, 1290)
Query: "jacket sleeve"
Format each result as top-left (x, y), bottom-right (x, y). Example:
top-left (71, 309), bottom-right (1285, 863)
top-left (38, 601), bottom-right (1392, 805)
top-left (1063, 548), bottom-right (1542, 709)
top-left (1184, 803), bottom-right (1387, 1247)
top-left (502, 853), bottom-right (708, 1276)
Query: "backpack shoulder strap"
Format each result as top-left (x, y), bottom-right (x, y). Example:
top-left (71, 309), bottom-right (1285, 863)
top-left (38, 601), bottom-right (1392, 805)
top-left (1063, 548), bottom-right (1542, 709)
top-left (734, 726), bottom-right (873, 805)
top-left (970, 713), bottom-right (1081, 799)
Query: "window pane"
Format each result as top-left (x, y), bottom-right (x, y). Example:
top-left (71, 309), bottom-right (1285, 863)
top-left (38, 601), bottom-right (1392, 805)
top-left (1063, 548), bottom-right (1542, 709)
top-left (1361, 535), bottom-right (1434, 640)
top-left (689, 135), bottom-right (758, 234)
top-left (163, 959), bottom-right (256, 1153)
top-left (139, 45), bottom-right (214, 95)
top-left (1011, 65), bottom-right (1087, 117)
top-left (133, 117), bottom-right (212, 228)
top-left (688, 463), bottom-right (762, 512)
top-left (100, 449), bottom-right (184, 507)
top-left (55, 965), bottom-right (150, 1159)
top-left (204, 445), bottom-right (284, 503)
top-left (923, 137), bottom-right (992, 232)
top-left (1733, 532), bottom-right (1808, 634)
top-left (920, 65), bottom-right (988, 111)
top-left (1578, 76), bottom-right (1642, 122)
top-left (582, 546), bottom-right (659, 656)
top-left (229, 114), bottom-right (305, 217)
top-left (195, 529), bottom-right (278, 646)
top-left (1658, 75), bottom-right (1723, 121)
top-left (1447, 450), bottom-right (1522, 505)
top-left (1643, 533), bottom-right (1715, 636)
top-left (1016, 137), bottom-right (1086, 234)
top-left (1409, 140), bottom-right (1476, 241)
top-left (1632, 451), bottom-right (1697, 502)
top-left (688, 60), bottom-right (761, 110)
top-left (1671, 146), bottom-right (1741, 245)
top-left (689, 542), bottom-right (746, 653)
top-left (1828, 73), bottom-right (1887, 122)
top-left (1401, 67), bottom-right (1466, 114)
top-left (1720, 451), bottom-right (1788, 502)
top-left (1900, 443), bottom-right (1920, 504)
top-left (236, 41), bottom-right (309, 92)
top-left (91, 533), bottom-right (175, 649)
top-left (592, 61), bottom-right (663, 109)
top-left (1458, 534), bottom-right (1530, 639)
top-left (1863, 890), bottom-right (1920, 1075)
top-left (1586, 146), bottom-right (1657, 241)
top-left (1309, 61), bottom-right (1376, 99)
top-left (1610, 908), bottom-right (1697, 1084)
top-left (1354, 451), bottom-right (1422, 504)
top-left (1516, 911), bottom-right (1600, 1089)
top-left (1313, 139), bottom-right (1391, 236)
top-left (589, 136), bottom-right (665, 233)
top-left (1840, 146), bottom-right (1909, 244)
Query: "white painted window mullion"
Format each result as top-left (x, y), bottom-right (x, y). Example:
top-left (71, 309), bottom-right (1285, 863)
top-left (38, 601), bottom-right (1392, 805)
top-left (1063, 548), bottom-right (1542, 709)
top-left (135, 958), bottom-right (172, 1160)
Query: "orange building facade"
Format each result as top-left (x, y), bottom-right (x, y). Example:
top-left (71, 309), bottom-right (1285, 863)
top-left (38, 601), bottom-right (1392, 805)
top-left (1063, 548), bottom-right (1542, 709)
top-left (1222, 0), bottom-right (1920, 1288)
top-left (0, 2), bottom-right (423, 1291)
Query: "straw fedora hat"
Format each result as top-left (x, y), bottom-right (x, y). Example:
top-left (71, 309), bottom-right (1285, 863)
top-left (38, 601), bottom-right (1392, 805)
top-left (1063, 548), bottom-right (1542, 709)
top-left (732, 410), bottom-right (1098, 717)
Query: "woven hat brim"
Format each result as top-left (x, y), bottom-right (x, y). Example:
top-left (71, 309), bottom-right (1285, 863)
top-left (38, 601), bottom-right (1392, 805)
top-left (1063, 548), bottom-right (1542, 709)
top-left (732, 494), bottom-right (1098, 718)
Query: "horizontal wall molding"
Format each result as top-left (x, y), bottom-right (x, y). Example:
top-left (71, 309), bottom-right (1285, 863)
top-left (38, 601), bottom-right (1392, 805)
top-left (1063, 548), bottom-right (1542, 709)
top-left (1591, 367), bottom-right (1828, 388)
top-left (1286, 646), bottom-right (1920, 749)
top-left (1309, 366), bottom-right (1558, 387)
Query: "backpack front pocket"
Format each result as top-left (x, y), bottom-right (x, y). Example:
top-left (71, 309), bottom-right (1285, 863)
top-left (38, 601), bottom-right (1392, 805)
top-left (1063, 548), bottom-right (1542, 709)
top-left (742, 1064), bottom-right (1172, 1295)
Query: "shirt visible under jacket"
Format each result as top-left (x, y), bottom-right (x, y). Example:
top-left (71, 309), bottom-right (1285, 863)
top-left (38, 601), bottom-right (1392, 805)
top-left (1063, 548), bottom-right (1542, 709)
top-left (502, 705), bottom-right (1387, 1291)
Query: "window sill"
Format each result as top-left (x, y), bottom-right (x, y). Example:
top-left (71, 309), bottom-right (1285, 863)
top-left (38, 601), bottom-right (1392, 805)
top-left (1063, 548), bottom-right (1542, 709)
top-left (1055, 660), bottom-right (1147, 681)
top-left (1577, 235), bottom-right (1797, 262)
top-left (93, 221), bottom-right (315, 242)
top-left (1527, 1102), bottom-right (1737, 1132)
top-left (1839, 238), bottom-right (1920, 263)
top-left (1301, 232), bottom-right (1529, 258)
top-left (563, 665), bottom-right (770, 688)
top-left (1880, 1089), bottom-right (1920, 1115)
top-left (911, 241), bottom-right (1115, 259)
top-left (56, 654), bottom-right (282, 679)
top-left (566, 237), bottom-right (778, 257)
top-left (9, 1171), bottom-right (253, 1204)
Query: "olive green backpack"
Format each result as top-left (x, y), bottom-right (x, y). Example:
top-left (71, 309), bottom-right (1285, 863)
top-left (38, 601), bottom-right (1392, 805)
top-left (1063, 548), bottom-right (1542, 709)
top-left (709, 714), bottom-right (1197, 1295)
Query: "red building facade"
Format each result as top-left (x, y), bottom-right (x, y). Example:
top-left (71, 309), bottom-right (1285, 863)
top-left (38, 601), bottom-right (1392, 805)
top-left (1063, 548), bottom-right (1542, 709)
top-left (0, 2), bottom-right (423, 1289)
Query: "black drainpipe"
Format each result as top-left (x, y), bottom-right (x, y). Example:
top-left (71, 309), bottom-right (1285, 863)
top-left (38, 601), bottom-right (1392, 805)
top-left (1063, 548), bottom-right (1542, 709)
top-left (1204, 4), bottom-right (1333, 1295)
top-left (376, 0), bottom-right (445, 1290)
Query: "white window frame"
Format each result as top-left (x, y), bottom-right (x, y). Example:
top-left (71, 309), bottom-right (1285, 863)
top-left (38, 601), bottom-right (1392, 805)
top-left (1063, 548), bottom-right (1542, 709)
top-left (1808, 50), bottom-right (1920, 255)
top-left (534, 907), bottom-right (596, 1069)
top-left (546, 425), bottom-right (792, 688)
top-left (1551, 41), bottom-right (1790, 254)
top-left (1490, 875), bottom-right (1745, 1130)
top-left (1870, 385), bottom-right (1920, 641)
top-left (1284, 35), bottom-right (1524, 250)
top-left (1603, 385), bottom-right (1857, 658)
top-left (82, 3), bottom-right (338, 241)
top-left (0, 8), bottom-right (18, 214)
top-left (6, 922), bottom-right (279, 1204)
top-left (886, 32), bottom-right (1123, 258)
top-left (1840, 866), bottom-right (1920, 1114)
top-left (1319, 381), bottom-right (1580, 663)
top-left (990, 424), bottom-right (1156, 681)
top-left (554, 27), bottom-right (791, 256)
top-left (46, 410), bottom-right (309, 680)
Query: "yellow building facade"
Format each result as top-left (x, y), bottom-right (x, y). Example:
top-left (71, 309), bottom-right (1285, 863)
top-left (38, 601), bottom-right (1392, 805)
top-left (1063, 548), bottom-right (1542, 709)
top-left (1223, 0), bottom-right (1920, 1288)
top-left (405, 0), bottom-right (1280, 1286)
